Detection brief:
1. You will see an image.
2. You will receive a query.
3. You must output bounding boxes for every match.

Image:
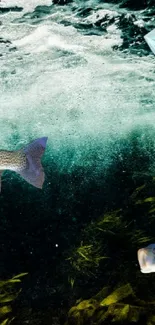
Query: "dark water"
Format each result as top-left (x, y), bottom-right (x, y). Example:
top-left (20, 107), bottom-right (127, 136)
top-left (1, 0), bottom-right (155, 324)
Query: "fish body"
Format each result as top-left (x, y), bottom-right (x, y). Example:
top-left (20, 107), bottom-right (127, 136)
top-left (144, 29), bottom-right (155, 55)
top-left (0, 150), bottom-right (27, 171)
top-left (137, 243), bottom-right (155, 273)
top-left (0, 137), bottom-right (48, 190)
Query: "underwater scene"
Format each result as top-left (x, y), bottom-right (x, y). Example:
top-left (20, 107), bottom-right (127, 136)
top-left (1, 0), bottom-right (155, 324)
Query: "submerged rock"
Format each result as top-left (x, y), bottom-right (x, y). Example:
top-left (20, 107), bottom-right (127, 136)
top-left (99, 0), bottom-right (155, 10)
top-left (52, 0), bottom-right (73, 4)
top-left (0, 6), bottom-right (23, 14)
top-left (65, 284), bottom-right (155, 325)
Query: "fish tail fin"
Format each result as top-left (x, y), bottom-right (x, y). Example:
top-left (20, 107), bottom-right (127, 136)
top-left (18, 137), bottom-right (48, 189)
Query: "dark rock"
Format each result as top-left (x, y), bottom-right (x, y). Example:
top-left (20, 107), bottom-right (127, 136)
top-left (0, 6), bottom-right (23, 14)
top-left (99, 0), bottom-right (155, 10)
top-left (52, 0), bottom-right (73, 5)
top-left (19, 5), bottom-right (52, 21)
top-left (115, 13), bottom-right (150, 54)
top-left (94, 14), bottom-right (115, 28)
top-left (0, 38), bottom-right (11, 44)
top-left (11, 69), bottom-right (16, 74)
top-left (76, 7), bottom-right (93, 17)
top-left (34, 5), bottom-right (52, 14)
top-left (120, 0), bottom-right (150, 9)
top-left (9, 47), bottom-right (17, 52)
top-left (120, 0), bottom-right (155, 9)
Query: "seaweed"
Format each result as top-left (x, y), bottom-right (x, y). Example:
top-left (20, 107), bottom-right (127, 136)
top-left (0, 273), bottom-right (28, 325)
top-left (65, 284), bottom-right (155, 325)
top-left (64, 178), bottom-right (155, 320)
top-left (66, 204), bottom-right (152, 285)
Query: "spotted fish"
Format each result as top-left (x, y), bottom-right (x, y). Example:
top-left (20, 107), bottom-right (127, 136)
top-left (0, 137), bottom-right (48, 191)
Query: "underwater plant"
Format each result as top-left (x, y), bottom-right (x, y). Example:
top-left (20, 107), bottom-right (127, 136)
top-left (66, 204), bottom-right (152, 285)
top-left (67, 242), bottom-right (109, 277)
top-left (0, 273), bottom-right (28, 325)
top-left (64, 178), bottom-right (155, 319)
top-left (65, 283), bottom-right (155, 325)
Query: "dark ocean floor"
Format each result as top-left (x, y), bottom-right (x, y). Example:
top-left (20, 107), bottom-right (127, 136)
top-left (0, 135), bottom-right (155, 324)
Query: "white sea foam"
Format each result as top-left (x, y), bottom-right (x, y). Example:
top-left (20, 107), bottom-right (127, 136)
top-left (0, 0), bottom-right (51, 12)
top-left (0, 2), bottom-right (155, 171)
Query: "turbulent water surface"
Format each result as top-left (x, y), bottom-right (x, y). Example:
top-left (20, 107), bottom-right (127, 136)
top-left (1, 0), bottom-right (155, 324)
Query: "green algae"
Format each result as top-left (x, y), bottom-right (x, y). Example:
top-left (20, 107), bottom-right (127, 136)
top-left (100, 284), bottom-right (133, 306)
top-left (0, 273), bottom-right (28, 325)
top-left (64, 179), bottom-right (155, 324)
top-left (65, 284), bottom-right (155, 325)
